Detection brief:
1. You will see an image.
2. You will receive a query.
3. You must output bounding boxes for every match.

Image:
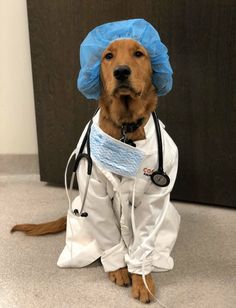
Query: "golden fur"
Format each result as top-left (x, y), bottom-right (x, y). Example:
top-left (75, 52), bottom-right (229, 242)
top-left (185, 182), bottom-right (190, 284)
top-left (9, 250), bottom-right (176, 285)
top-left (11, 39), bottom-right (158, 303)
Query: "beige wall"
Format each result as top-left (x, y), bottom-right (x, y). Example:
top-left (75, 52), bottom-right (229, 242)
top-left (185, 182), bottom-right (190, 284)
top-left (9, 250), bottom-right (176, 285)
top-left (0, 0), bottom-right (38, 154)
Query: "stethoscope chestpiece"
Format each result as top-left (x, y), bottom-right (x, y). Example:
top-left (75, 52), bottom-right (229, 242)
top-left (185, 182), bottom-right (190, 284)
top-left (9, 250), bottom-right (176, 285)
top-left (151, 170), bottom-right (170, 187)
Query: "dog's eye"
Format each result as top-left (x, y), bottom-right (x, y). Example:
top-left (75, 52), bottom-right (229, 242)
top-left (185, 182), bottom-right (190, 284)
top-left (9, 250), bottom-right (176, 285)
top-left (134, 51), bottom-right (144, 57)
top-left (104, 52), bottom-right (113, 60)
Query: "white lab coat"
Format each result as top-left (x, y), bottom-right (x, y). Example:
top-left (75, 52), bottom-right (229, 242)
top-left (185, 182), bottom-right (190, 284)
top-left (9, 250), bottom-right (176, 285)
top-left (57, 111), bottom-right (180, 275)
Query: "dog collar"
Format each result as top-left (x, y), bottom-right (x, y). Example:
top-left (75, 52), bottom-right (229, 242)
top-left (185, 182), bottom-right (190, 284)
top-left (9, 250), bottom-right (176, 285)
top-left (120, 117), bottom-right (145, 147)
top-left (121, 117), bottom-right (145, 133)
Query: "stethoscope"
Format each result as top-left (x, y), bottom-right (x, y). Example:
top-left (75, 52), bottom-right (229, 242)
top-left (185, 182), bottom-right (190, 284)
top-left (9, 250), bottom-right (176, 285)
top-left (68, 110), bottom-right (170, 217)
top-left (151, 111), bottom-right (170, 187)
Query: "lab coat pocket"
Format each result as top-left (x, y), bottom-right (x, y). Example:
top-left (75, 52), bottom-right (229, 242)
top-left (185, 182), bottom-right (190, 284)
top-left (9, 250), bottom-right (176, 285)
top-left (57, 196), bottom-right (102, 268)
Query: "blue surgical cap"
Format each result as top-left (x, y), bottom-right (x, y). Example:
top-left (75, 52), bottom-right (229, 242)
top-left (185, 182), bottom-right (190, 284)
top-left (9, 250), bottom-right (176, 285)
top-left (77, 18), bottom-right (173, 100)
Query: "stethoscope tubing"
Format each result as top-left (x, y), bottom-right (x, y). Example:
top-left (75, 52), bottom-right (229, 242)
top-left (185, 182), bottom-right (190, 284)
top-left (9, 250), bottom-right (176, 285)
top-left (68, 110), bottom-right (170, 216)
top-left (152, 111), bottom-right (164, 173)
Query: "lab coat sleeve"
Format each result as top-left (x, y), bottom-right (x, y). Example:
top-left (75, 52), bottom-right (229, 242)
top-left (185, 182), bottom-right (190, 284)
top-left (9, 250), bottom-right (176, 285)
top-left (125, 143), bottom-right (180, 275)
top-left (76, 159), bottom-right (127, 272)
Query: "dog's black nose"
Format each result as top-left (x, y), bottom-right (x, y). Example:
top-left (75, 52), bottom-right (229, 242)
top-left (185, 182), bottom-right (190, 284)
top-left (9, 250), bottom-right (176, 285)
top-left (113, 65), bottom-right (131, 81)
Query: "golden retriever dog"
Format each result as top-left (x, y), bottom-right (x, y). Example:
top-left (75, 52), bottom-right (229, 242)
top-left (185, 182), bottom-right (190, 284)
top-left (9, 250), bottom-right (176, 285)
top-left (12, 39), bottom-right (158, 303)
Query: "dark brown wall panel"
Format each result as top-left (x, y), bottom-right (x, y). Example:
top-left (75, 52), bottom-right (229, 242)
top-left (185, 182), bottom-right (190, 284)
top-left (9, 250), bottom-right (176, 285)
top-left (27, 0), bottom-right (236, 207)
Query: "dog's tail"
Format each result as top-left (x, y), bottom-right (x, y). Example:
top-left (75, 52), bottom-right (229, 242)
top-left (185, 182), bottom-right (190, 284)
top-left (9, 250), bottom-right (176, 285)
top-left (11, 216), bottom-right (66, 236)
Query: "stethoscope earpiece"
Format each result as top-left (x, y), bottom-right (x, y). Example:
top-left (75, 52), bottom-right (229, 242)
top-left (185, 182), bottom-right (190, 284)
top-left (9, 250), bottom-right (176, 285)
top-left (151, 170), bottom-right (170, 187)
top-left (73, 209), bottom-right (88, 217)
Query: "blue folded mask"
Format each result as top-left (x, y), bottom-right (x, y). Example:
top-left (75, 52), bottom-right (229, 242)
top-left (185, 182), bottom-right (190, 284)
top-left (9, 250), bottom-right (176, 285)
top-left (77, 18), bottom-right (173, 100)
top-left (90, 123), bottom-right (145, 177)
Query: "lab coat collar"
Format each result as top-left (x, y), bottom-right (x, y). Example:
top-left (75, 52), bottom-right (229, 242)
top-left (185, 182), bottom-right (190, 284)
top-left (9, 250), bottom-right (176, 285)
top-left (92, 109), bottom-right (162, 140)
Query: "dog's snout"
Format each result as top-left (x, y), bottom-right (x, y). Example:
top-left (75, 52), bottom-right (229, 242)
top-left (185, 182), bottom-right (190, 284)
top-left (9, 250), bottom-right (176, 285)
top-left (113, 65), bottom-right (131, 81)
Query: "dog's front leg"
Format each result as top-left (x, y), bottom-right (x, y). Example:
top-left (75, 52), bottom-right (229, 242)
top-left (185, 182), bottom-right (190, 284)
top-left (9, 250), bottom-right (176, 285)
top-left (131, 273), bottom-right (155, 304)
top-left (108, 267), bottom-right (131, 287)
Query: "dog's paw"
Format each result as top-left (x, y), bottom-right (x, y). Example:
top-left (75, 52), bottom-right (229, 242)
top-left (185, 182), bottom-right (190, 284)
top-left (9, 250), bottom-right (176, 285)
top-left (131, 273), bottom-right (156, 304)
top-left (108, 267), bottom-right (131, 287)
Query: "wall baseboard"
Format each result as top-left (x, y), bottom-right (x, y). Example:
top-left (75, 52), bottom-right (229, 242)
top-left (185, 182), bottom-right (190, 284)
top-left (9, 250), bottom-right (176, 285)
top-left (0, 155), bottom-right (39, 175)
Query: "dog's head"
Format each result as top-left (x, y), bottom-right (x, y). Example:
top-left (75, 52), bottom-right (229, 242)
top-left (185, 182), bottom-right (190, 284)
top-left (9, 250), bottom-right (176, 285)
top-left (100, 39), bottom-right (157, 125)
top-left (101, 39), bottom-right (153, 98)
